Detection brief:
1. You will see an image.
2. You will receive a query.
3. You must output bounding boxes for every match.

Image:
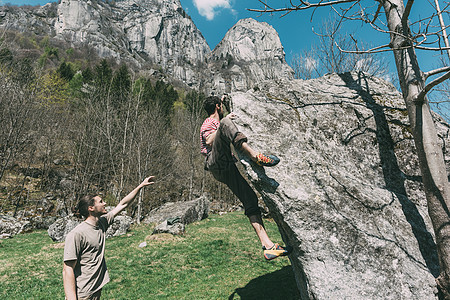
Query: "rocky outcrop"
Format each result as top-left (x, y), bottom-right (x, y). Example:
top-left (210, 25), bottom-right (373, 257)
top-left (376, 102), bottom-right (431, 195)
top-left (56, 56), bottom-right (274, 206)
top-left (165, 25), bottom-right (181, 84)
top-left (206, 18), bottom-right (293, 94)
top-left (0, 210), bottom-right (58, 239)
top-left (0, 1), bottom-right (292, 93)
top-left (142, 195), bottom-right (209, 225)
top-left (47, 214), bottom-right (80, 242)
top-left (0, 3), bottom-right (57, 36)
top-left (54, 0), bottom-right (210, 79)
top-left (0, 214), bottom-right (32, 239)
top-left (152, 220), bottom-right (185, 235)
top-left (230, 72), bottom-right (448, 299)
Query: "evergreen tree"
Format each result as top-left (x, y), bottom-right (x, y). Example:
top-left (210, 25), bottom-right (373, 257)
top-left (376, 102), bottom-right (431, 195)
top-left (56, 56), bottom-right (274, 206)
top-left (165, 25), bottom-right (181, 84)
top-left (57, 61), bottom-right (75, 82)
top-left (111, 64), bottom-right (131, 107)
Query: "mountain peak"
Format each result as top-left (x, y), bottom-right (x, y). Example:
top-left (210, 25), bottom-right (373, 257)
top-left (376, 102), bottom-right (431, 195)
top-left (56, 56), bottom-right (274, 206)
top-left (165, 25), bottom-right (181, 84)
top-left (0, 1), bottom-right (293, 93)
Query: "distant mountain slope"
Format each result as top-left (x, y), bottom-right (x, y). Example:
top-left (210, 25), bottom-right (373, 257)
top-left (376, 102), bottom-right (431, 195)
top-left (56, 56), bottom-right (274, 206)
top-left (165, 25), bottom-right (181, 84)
top-left (0, 0), bottom-right (293, 93)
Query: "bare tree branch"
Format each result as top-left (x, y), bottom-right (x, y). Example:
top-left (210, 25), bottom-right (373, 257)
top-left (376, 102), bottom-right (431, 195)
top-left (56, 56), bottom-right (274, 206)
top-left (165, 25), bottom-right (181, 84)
top-left (425, 66), bottom-right (450, 79)
top-left (402, 0), bottom-right (415, 28)
top-left (415, 45), bottom-right (450, 51)
top-left (249, 0), bottom-right (359, 13)
top-left (420, 70), bottom-right (450, 99)
top-left (372, 3), bottom-right (383, 23)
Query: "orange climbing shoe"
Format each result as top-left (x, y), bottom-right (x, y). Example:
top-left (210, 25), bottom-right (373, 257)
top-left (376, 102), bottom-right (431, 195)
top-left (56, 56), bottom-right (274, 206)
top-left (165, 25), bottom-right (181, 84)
top-left (256, 153), bottom-right (280, 167)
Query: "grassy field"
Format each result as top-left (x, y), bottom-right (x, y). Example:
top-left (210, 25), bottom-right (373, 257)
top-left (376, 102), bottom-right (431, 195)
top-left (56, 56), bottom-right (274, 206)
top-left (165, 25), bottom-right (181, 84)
top-left (0, 212), bottom-right (299, 299)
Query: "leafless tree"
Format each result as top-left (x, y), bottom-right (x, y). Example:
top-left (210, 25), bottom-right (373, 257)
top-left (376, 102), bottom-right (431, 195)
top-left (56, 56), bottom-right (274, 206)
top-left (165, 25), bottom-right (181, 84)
top-left (173, 91), bottom-right (206, 201)
top-left (291, 17), bottom-right (390, 79)
top-left (290, 50), bottom-right (321, 79)
top-left (251, 0), bottom-right (450, 296)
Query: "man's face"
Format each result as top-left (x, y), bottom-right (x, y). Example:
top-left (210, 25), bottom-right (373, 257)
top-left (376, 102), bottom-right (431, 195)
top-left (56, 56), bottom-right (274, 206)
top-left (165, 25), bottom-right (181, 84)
top-left (217, 101), bottom-right (224, 119)
top-left (89, 196), bottom-right (107, 216)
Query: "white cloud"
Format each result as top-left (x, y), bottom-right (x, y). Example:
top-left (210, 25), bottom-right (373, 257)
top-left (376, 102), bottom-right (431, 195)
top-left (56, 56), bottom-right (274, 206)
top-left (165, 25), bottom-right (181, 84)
top-left (193, 0), bottom-right (235, 20)
top-left (304, 57), bottom-right (318, 71)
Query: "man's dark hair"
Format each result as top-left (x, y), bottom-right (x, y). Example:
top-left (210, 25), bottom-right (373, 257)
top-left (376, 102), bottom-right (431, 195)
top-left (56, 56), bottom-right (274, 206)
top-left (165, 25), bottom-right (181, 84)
top-left (203, 96), bottom-right (221, 115)
top-left (77, 195), bottom-right (96, 218)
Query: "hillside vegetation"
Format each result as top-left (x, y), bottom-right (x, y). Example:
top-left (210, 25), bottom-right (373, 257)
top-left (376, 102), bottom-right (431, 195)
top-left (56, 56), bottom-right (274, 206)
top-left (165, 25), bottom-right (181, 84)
top-left (0, 31), bottom-right (237, 219)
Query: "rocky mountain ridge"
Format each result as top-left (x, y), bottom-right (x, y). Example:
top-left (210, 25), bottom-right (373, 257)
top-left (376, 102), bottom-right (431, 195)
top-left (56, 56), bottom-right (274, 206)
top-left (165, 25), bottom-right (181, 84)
top-left (0, 0), bottom-right (293, 93)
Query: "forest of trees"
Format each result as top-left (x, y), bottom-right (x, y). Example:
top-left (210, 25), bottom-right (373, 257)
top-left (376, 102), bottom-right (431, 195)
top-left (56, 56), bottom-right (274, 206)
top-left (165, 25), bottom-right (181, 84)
top-left (0, 32), bottom-right (237, 220)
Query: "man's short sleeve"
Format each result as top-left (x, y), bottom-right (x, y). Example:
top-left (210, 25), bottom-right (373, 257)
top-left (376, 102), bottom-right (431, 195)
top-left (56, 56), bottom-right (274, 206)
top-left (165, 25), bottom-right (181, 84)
top-left (202, 121), bottom-right (218, 139)
top-left (98, 211), bottom-right (115, 232)
top-left (64, 231), bottom-right (81, 262)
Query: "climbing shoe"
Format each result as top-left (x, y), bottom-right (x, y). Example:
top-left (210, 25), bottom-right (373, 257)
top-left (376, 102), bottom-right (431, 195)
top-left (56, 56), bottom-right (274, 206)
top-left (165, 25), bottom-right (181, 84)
top-left (256, 153), bottom-right (280, 167)
top-left (263, 243), bottom-right (290, 260)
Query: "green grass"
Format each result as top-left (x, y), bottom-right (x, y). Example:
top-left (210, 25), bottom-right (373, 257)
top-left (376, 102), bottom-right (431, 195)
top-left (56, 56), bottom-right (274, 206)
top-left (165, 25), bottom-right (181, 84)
top-left (0, 212), bottom-right (299, 299)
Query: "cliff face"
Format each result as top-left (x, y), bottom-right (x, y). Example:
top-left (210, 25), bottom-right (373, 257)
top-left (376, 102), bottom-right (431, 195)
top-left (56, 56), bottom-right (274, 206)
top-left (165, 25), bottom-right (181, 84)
top-left (230, 72), bottom-right (448, 299)
top-left (206, 18), bottom-right (294, 94)
top-left (54, 0), bottom-right (210, 84)
top-left (0, 0), bottom-right (292, 93)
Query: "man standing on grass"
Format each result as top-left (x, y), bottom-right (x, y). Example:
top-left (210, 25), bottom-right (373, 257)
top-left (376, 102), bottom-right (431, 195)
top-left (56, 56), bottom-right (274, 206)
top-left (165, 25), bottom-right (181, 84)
top-left (63, 176), bottom-right (155, 300)
top-left (200, 95), bottom-right (290, 260)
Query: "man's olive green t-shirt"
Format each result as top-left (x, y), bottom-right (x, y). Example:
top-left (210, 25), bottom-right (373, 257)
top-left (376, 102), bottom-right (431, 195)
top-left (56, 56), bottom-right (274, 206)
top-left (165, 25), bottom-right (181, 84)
top-left (64, 212), bottom-right (114, 298)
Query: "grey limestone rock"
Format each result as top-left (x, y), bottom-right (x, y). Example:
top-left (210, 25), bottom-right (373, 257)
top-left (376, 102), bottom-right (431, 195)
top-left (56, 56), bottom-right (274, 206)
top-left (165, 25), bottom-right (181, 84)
top-left (229, 72), bottom-right (447, 299)
top-left (152, 220), bottom-right (185, 235)
top-left (206, 18), bottom-right (294, 94)
top-left (0, 1), bottom-right (292, 94)
top-left (142, 195), bottom-right (209, 225)
top-left (54, 0), bottom-right (210, 83)
top-left (0, 214), bottom-right (32, 239)
top-left (47, 214), bottom-right (80, 242)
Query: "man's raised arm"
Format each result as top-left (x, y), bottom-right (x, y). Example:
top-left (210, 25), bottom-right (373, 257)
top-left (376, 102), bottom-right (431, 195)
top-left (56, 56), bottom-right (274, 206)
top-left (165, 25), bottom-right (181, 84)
top-left (110, 176), bottom-right (155, 218)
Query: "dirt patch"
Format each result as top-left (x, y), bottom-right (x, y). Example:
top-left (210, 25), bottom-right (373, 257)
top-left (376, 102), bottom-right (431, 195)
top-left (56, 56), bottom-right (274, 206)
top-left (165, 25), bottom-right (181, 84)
top-left (0, 274), bottom-right (9, 283)
top-left (145, 233), bottom-right (181, 242)
top-left (43, 242), bottom-right (65, 249)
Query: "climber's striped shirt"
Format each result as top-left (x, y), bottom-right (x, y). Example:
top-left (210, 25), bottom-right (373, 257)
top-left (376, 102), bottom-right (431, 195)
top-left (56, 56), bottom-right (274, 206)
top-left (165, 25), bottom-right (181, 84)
top-left (200, 117), bottom-right (220, 156)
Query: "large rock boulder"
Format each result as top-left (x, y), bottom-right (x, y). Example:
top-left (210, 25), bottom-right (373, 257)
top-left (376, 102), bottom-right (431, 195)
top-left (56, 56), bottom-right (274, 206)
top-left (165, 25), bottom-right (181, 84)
top-left (47, 214), bottom-right (80, 242)
top-left (230, 72), bottom-right (448, 299)
top-left (105, 215), bottom-right (133, 238)
top-left (142, 195), bottom-right (210, 225)
top-left (0, 214), bottom-right (32, 239)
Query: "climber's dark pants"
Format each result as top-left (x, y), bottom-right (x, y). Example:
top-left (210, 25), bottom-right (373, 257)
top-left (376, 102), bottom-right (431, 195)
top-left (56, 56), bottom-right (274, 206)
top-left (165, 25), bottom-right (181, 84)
top-left (205, 118), bottom-right (260, 217)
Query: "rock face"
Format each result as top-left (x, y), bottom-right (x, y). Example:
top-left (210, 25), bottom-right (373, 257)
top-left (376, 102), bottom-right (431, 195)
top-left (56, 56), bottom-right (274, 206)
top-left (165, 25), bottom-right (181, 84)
top-left (142, 195), bottom-right (209, 225)
top-left (0, 1), bottom-right (292, 93)
top-left (207, 18), bottom-right (293, 94)
top-left (0, 3), bottom-right (57, 36)
top-left (229, 72), bottom-right (448, 299)
top-left (0, 214), bottom-right (32, 239)
top-left (55, 0), bottom-right (210, 82)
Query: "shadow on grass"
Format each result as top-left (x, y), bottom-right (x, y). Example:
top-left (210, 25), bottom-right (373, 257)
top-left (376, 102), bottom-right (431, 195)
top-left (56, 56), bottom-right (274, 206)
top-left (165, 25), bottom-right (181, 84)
top-left (228, 265), bottom-right (300, 299)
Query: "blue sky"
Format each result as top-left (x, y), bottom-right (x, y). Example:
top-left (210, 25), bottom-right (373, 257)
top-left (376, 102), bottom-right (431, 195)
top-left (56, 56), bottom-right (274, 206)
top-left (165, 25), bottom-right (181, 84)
top-left (179, 1), bottom-right (446, 74)
top-left (1, 0), bottom-right (448, 77)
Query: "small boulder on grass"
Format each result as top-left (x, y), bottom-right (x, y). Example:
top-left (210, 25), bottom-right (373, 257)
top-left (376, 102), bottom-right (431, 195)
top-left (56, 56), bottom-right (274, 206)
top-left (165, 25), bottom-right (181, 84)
top-left (152, 220), bottom-right (185, 236)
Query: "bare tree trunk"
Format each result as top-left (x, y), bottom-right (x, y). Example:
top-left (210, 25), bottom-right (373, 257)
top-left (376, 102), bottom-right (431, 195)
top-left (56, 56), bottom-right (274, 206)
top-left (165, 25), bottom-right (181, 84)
top-left (435, 0), bottom-right (450, 61)
top-left (383, 0), bottom-right (450, 296)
